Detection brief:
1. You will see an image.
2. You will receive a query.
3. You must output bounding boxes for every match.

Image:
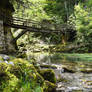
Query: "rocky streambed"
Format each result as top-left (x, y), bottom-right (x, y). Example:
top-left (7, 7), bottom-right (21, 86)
top-left (40, 62), bottom-right (92, 92)
top-left (28, 53), bottom-right (92, 92)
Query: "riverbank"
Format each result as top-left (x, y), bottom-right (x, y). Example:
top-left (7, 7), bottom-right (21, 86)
top-left (27, 52), bottom-right (92, 92)
top-left (0, 54), bottom-right (57, 92)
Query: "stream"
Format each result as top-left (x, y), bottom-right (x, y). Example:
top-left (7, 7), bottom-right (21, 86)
top-left (28, 53), bottom-right (92, 92)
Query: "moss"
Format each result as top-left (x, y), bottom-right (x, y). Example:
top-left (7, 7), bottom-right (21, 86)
top-left (17, 53), bottom-right (27, 58)
top-left (0, 63), bottom-right (9, 74)
top-left (40, 64), bottom-right (57, 69)
top-left (36, 73), bottom-right (44, 86)
top-left (43, 81), bottom-right (56, 92)
top-left (0, 56), bottom-right (3, 61)
top-left (9, 58), bottom-right (45, 89)
top-left (9, 58), bottom-right (37, 78)
top-left (30, 60), bottom-right (40, 71)
top-left (80, 68), bottom-right (92, 73)
top-left (72, 90), bottom-right (84, 92)
top-left (39, 69), bottom-right (56, 83)
top-left (0, 58), bottom-right (57, 92)
top-left (57, 77), bottom-right (68, 83)
top-left (0, 62), bottom-right (19, 91)
top-left (3, 73), bottom-right (19, 92)
top-left (62, 63), bottom-right (77, 73)
top-left (62, 67), bottom-right (76, 73)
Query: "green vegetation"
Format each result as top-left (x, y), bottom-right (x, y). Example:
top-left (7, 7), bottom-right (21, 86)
top-left (9, 0), bottom-right (92, 53)
top-left (0, 57), bottom-right (56, 92)
top-left (39, 69), bottom-right (56, 83)
top-left (1, 0), bottom-right (92, 91)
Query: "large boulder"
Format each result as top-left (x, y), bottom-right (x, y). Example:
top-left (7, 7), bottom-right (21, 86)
top-left (39, 69), bottom-right (56, 83)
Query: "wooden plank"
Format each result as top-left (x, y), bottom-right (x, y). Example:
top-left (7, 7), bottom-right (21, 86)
top-left (4, 23), bottom-right (61, 33)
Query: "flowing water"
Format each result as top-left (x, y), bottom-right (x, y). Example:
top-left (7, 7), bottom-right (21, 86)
top-left (28, 53), bottom-right (92, 92)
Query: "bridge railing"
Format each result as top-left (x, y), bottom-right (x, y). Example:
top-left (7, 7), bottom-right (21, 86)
top-left (0, 11), bottom-right (75, 33)
top-left (0, 11), bottom-right (57, 30)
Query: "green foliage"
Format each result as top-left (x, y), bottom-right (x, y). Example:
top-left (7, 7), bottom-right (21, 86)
top-left (0, 57), bottom-right (56, 92)
top-left (45, 0), bottom-right (76, 23)
top-left (0, 58), bottom-right (45, 92)
top-left (74, 4), bottom-right (92, 51)
top-left (0, 63), bottom-right (19, 92)
top-left (14, 0), bottom-right (50, 22)
top-left (12, 0), bottom-right (92, 52)
top-left (43, 81), bottom-right (56, 92)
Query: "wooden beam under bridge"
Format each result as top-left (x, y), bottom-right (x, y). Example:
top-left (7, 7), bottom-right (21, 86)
top-left (4, 23), bottom-right (62, 42)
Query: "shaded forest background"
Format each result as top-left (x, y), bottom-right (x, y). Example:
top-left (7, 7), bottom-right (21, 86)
top-left (8, 0), bottom-right (92, 52)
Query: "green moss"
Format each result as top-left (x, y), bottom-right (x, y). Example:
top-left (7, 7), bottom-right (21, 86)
top-left (17, 53), bottom-right (27, 58)
top-left (0, 62), bottom-right (19, 92)
top-left (0, 58), bottom-right (56, 92)
top-left (39, 69), bottom-right (56, 83)
top-left (57, 77), bottom-right (68, 83)
top-left (0, 56), bottom-right (3, 61)
top-left (80, 68), bottom-right (92, 73)
top-left (9, 58), bottom-right (45, 90)
top-left (3, 73), bottom-right (19, 92)
top-left (0, 63), bottom-right (9, 74)
top-left (62, 66), bottom-right (76, 73)
top-left (10, 58), bottom-right (37, 78)
top-left (40, 64), bottom-right (57, 69)
top-left (43, 81), bottom-right (56, 92)
top-left (36, 73), bottom-right (44, 86)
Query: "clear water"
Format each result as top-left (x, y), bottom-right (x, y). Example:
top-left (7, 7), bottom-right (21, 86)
top-left (28, 52), bottom-right (92, 92)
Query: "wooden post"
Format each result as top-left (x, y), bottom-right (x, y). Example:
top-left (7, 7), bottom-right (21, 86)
top-left (62, 33), bottom-right (66, 45)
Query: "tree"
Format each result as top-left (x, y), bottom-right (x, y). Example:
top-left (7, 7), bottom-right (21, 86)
top-left (72, 2), bottom-right (92, 52)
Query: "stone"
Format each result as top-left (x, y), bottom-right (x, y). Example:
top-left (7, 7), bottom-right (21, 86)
top-left (80, 68), bottom-right (92, 73)
top-left (3, 55), bottom-right (10, 61)
top-left (62, 67), bottom-right (76, 73)
top-left (61, 65), bottom-right (76, 73)
top-left (39, 69), bottom-right (56, 83)
top-left (40, 64), bottom-right (57, 69)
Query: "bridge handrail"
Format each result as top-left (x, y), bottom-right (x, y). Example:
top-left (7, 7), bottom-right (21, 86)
top-left (0, 10), bottom-right (75, 32)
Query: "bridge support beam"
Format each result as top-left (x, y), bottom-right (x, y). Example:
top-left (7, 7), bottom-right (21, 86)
top-left (0, 20), bottom-right (17, 54)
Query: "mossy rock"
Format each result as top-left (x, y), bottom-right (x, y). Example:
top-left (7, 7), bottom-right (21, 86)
top-left (0, 62), bottom-right (19, 91)
top-left (80, 68), bottom-right (92, 73)
top-left (0, 58), bottom-right (49, 92)
top-left (43, 81), bottom-right (56, 92)
top-left (57, 77), bottom-right (68, 83)
top-left (0, 56), bottom-right (3, 61)
top-left (2, 73), bottom-right (19, 92)
top-left (62, 67), bottom-right (76, 73)
top-left (30, 60), bottom-right (40, 71)
top-left (35, 73), bottom-right (44, 86)
top-left (17, 52), bottom-right (27, 58)
top-left (39, 69), bottom-right (56, 83)
top-left (62, 65), bottom-right (76, 73)
top-left (0, 63), bottom-right (9, 74)
top-left (9, 58), bottom-right (44, 87)
top-left (40, 64), bottom-right (57, 69)
top-left (10, 58), bottom-right (37, 78)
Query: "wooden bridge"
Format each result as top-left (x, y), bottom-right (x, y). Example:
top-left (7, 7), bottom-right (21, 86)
top-left (0, 12), bottom-right (74, 41)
